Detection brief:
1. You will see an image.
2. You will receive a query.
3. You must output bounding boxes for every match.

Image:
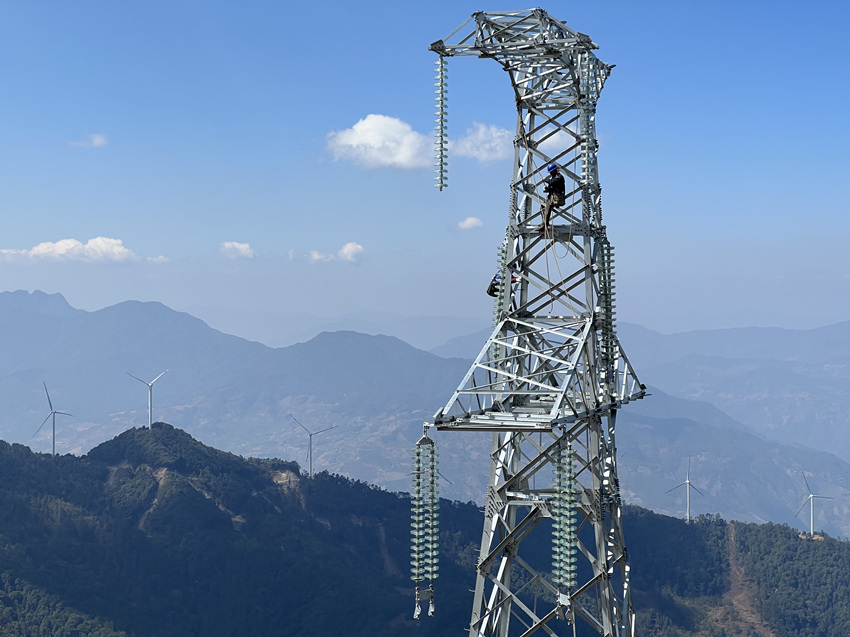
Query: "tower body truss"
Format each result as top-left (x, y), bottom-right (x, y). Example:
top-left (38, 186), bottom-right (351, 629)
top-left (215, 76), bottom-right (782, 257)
top-left (430, 10), bottom-right (645, 637)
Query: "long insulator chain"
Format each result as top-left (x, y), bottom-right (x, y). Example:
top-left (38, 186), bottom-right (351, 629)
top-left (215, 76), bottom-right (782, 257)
top-left (411, 435), bottom-right (439, 619)
top-left (552, 440), bottom-right (578, 604)
top-left (434, 56), bottom-right (449, 191)
top-left (488, 241), bottom-right (510, 363)
top-left (598, 236), bottom-right (616, 375)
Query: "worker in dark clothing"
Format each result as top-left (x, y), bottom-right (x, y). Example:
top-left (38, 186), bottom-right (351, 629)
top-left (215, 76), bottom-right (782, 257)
top-left (542, 163), bottom-right (566, 231)
top-left (486, 271), bottom-right (519, 297)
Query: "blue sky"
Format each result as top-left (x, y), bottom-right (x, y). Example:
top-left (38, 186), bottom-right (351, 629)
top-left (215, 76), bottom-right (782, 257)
top-left (1, 1), bottom-right (848, 345)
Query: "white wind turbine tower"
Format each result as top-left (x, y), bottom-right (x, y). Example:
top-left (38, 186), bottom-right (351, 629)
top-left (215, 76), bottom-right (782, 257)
top-left (796, 472), bottom-right (832, 536)
top-left (33, 382), bottom-right (72, 456)
top-left (289, 414), bottom-right (337, 477)
top-left (666, 457), bottom-right (705, 523)
top-left (127, 370), bottom-right (168, 428)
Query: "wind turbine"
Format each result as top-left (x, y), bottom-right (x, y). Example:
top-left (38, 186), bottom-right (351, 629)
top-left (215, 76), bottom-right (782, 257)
top-left (127, 370), bottom-right (168, 428)
top-left (666, 457), bottom-right (705, 523)
top-left (33, 382), bottom-right (72, 456)
top-left (796, 472), bottom-right (832, 536)
top-left (289, 414), bottom-right (337, 477)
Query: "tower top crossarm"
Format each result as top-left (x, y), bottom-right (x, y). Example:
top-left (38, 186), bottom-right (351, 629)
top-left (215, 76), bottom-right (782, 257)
top-left (430, 9), bottom-right (611, 111)
top-left (429, 7), bottom-right (643, 431)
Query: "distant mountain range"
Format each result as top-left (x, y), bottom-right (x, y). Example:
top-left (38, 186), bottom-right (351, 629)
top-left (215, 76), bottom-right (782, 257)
top-left (184, 302), bottom-right (484, 351)
top-left (2, 289), bottom-right (849, 537)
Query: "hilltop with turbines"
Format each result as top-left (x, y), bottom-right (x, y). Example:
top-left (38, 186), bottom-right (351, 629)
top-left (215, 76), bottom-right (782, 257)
top-left (0, 420), bottom-right (845, 636)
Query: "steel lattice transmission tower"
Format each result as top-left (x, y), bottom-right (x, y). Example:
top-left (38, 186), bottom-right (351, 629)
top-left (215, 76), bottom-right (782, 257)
top-left (428, 9), bottom-right (646, 637)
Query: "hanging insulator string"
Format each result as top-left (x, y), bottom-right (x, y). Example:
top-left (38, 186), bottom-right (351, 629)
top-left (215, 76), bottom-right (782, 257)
top-left (411, 432), bottom-right (439, 618)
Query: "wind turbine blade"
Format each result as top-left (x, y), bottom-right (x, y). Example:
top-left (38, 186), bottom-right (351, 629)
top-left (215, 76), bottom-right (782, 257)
top-left (796, 498), bottom-right (810, 518)
top-left (150, 369), bottom-right (168, 385)
top-left (802, 472), bottom-right (813, 495)
top-left (691, 484), bottom-right (706, 498)
top-left (126, 372), bottom-right (148, 386)
top-left (438, 470), bottom-right (454, 486)
top-left (55, 411), bottom-right (73, 417)
top-left (813, 495), bottom-right (833, 500)
top-left (43, 382), bottom-right (54, 411)
top-left (33, 413), bottom-right (51, 437)
top-left (665, 483), bottom-right (686, 494)
top-left (289, 414), bottom-right (311, 435)
top-left (313, 425), bottom-right (337, 436)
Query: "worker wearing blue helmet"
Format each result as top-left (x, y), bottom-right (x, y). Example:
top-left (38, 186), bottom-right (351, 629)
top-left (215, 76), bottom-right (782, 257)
top-left (542, 163), bottom-right (566, 231)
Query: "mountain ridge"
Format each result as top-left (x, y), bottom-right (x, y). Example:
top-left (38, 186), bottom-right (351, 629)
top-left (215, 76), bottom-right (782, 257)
top-left (2, 289), bottom-right (849, 538)
top-left (0, 422), bottom-right (845, 636)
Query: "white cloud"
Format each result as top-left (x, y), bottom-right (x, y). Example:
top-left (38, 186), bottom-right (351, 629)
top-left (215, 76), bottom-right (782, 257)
top-left (220, 241), bottom-right (254, 259)
top-left (326, 114), bottom-right (430, 170)
top-left (458, 216), bottom-right (483, 230)
top-left (0, 237), bottom-right (139, 262)
top-left (147, 255), bottom-right (170, 263)
top-left (308, 250), bottom-right (335, 263)
top-left (451, 122), bottom-right (512, 162)
top-left (337, 242), bottom-right (364, 262)
top-left (307, 242), bottom-right (364, 263)
top-left (69, 133), bottom-right (109, 148)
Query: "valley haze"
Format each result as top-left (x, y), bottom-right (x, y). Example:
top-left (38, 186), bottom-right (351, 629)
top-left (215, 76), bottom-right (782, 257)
top-left (1, 289), bottom-right (849, 539)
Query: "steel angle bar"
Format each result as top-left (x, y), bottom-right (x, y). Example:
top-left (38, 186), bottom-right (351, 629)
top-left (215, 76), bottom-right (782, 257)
top-left (509, 314), bottom-right (587, 331)
top-left (490, 329), bottom-right (580, 368)
top-left (478, 508), bottom-right (544, 572)
top-left (514, 555), bottom-right (560, 599)
top-left (504, 318), bottom-right (590, 362)
top-left (478, 12), bottom-right (531, 38)
top-left (520, 355), bottom-right (578, 389)
top-left (472, 593), bottom-right (511, 636)
top-left (517, 141), bottom-right (580, 183)
top-left (510, 236), bottom-right (556, 268)
top-left (486, 575), bottom-right (559, 637)
top-left (545, 146), bottom-right (583, 179)
top-left (498, 435), bottom-right (565, 492)
top-left (542, 224), bottom-right (590, 242)
top-left (519, 277), bottom-right (588, 315)
top-left (573, 599), bottom-right (606, 635)
top-left (515, 64), bottom-right (569, 89)
top-left (434, 321), bottom-right (507, 419)
top-left (440, 420), bottom-right (554, 432)
top-left (521, 80), bottom-right (580, 105)
top-left (474, 363), bottom-right (568, 398)
top-left (488, 366), bottom-right (568, 392)
top-left (521, 263), bottom-right (587, 304)
top-left (488, 333), bottom-right (577, 366)
top-left (508, 587), bottom-right (560, 637)
top-left (476, 366), bottom-right (562, 394)
top-left (477, 19), bottom-right (541, 49)
top-left (528, 110), bottom-right (580, 140)
top-left (438, 13), bottom-right (476, 47)
top-left (466, 355), bottom-right (556, 390)
top-left (518, 607), bottom-right (561, 637)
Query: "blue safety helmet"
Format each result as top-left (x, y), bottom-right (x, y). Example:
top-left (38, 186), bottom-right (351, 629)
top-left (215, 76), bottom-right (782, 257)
top-left (547, 163), bottom-right (558, 173)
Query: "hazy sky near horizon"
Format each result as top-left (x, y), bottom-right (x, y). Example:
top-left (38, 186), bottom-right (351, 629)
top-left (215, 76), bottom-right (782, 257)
top-left (1, 1), bottom-right (848, 342)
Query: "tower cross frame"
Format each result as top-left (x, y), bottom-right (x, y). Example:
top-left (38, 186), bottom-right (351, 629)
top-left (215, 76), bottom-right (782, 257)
top-left (429, 10), bottom-right (645, 637)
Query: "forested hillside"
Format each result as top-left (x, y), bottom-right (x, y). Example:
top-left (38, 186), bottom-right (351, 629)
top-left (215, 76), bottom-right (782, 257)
top-left (0, 424), bottom-right (845, 636)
